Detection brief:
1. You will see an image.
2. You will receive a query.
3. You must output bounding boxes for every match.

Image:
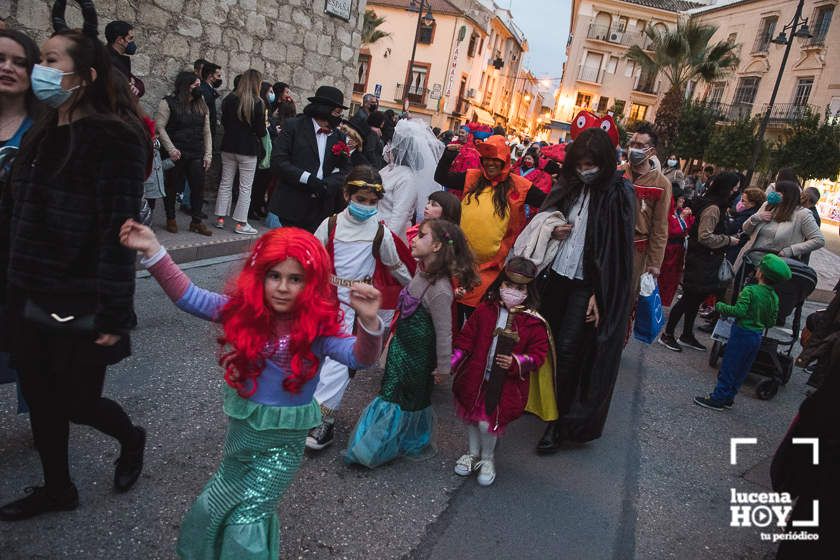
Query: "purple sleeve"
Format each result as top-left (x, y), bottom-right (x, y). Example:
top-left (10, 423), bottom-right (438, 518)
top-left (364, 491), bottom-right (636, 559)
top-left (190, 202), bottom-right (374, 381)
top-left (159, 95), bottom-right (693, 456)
top-left (314, 318), bottom-right (385, 369)
top-left (146, 251), bottom-right (228, 322)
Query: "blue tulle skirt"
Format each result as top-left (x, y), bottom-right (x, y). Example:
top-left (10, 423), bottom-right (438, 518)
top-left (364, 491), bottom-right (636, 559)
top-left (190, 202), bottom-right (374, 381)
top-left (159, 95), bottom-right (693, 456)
top-left (344, 396), bottom-right (434, 468)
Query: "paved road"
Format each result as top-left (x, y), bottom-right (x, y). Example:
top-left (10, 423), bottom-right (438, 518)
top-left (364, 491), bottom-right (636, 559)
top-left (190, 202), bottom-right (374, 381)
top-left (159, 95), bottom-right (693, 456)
top-left (0, 258), bottom-right (816, 559)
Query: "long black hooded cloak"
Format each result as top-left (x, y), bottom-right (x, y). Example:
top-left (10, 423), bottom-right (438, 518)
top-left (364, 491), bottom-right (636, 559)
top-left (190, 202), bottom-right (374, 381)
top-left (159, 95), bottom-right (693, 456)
top-left (541, 170), bottom-right (636, 442)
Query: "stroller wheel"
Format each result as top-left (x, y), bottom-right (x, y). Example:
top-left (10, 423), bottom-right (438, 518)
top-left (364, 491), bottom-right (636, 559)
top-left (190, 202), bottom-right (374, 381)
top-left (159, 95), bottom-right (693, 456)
top-left (756, 378), bottom-right (779, 400)
top-left (709, 341), bottom-right (723, 368)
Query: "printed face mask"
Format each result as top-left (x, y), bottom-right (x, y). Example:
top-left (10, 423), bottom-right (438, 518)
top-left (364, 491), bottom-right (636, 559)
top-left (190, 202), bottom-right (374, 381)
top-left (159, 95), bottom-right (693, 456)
top-left (500, 287), bottom-right (527, 308)
top-left (31, 64), bottom-right (78, 108)
top-left (577, 167), bottom-right (600, 184)
top-left (348, 200), bottom-right (378, 221)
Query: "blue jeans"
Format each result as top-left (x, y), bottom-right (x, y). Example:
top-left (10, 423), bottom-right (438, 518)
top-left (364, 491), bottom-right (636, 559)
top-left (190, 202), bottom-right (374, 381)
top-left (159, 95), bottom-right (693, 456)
top-left (711, 324), bottom-right (762, 402)
top-left (265, 212), bottom-right (282, 229)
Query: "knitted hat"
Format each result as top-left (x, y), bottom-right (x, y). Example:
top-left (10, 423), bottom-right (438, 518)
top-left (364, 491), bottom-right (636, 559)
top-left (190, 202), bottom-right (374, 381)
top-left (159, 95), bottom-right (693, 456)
top-left (504, 257), bottom-right (538, 285)
top-left (759, 253), bottom-right (792, 284)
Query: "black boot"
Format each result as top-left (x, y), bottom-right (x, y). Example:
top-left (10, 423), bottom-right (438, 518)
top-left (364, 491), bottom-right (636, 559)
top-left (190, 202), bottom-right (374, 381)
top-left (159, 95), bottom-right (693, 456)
top-left (0, 484), bottom-right (79, 521)
top-left (536, 422), bottom-right (563, 455)
top-left (114, 426), bottom-right (146, 493)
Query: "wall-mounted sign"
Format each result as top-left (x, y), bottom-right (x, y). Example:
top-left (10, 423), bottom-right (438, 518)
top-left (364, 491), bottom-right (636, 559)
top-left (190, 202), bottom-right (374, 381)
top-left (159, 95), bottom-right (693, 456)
top-left (430, 83), bottom-right (442, 100)
top-left (325, 0), bottom-right (352, 21)
top-left (374, 83), bottom-right (382, 99)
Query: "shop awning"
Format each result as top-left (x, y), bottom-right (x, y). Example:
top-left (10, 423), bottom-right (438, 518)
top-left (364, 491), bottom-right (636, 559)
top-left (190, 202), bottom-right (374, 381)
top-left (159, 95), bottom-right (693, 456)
top-left (471, 107), bottom-right (495, 125)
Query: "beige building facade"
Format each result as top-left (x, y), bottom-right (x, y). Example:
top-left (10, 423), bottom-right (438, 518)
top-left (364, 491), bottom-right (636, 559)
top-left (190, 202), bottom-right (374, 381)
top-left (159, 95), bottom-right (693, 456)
top-left (353, 0), bottom-right (536, 132)
top-left (553, 0), bottom-right (693, 128)
top-left (689, 0), bottom-right (839, 144)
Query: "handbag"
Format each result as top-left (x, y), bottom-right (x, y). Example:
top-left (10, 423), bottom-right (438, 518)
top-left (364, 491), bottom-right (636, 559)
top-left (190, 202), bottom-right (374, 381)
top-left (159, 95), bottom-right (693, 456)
top-left (23, 299), bottom-right (96, 334)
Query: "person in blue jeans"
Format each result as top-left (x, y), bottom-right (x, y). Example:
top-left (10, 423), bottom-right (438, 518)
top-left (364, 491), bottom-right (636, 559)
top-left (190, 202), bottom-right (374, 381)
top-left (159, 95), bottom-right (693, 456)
top-left (694, 253), bottom-right (791, 410)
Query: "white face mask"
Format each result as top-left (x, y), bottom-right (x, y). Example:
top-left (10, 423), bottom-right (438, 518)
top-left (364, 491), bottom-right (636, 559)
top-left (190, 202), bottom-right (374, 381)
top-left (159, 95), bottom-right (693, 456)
top-left (667, 159), bottom-right (678, 168)
top-left (499, 287), bottom-right (527, 309)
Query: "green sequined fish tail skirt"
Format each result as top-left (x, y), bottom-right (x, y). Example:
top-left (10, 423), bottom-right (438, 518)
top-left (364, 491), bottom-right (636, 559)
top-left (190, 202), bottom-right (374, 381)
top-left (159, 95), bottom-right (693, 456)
top-left (176, 391), bottom-right (320, 560)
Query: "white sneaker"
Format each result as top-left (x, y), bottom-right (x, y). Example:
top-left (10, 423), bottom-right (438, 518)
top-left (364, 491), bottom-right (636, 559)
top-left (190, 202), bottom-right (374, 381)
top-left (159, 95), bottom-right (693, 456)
top-left (454, 454), bottom-right (479, 476)
top-left (476, 459), bottom-right (496, 486)
top-left (235, 222), bottom-right (258, 235)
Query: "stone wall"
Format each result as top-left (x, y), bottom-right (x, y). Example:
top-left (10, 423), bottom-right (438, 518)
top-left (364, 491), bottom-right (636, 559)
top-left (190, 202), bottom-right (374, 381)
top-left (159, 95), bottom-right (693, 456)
top-left (3, 0), bottom-right (367, 114)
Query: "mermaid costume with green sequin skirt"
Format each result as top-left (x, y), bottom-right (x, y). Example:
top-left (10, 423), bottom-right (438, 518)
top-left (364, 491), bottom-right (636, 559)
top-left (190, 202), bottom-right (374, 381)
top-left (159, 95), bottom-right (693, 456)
top-left (176, 389), bottom-right (322, 560)
top-left (344, 305), bottom-right (437, 468)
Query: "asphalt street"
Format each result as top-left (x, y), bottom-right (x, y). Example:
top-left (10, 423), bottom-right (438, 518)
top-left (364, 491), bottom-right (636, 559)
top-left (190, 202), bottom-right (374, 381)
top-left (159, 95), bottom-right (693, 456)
top-left (0, 257), bottom-right (820, 559)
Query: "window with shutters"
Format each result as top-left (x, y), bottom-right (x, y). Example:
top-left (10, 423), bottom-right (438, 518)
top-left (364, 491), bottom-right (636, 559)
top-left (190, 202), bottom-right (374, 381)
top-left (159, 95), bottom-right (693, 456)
top-left (734, 76), bottom-right (760, 105)
top-left (792, 77), bottom-right (814, 106)
top-left (753, 16), bottom-right (778, 53)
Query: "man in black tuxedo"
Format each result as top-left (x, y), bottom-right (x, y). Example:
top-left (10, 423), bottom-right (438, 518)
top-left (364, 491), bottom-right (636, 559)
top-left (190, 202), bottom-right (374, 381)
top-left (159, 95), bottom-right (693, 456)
top-left (267, 86), bottom-right (351, 232)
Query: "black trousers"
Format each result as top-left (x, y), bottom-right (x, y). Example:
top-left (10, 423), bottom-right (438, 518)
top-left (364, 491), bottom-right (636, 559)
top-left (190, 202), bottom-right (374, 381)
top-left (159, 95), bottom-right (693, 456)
top-left (250, 169), bottom-right (272, 216)
top-left (15, 322), bottom-right (135, 491)
top-left (665, 289), bottom-right (711, 338)
top-left (164, 157), bottom-right (205, 221)
top-left (540, 272), bottom-right (593, 420)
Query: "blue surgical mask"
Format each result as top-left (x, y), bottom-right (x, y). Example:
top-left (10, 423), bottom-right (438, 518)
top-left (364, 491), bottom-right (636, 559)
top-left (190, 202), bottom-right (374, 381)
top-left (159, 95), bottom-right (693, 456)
top-left (124, 41), bottom-right (138, 55)
top-left (267, 91), bottom-right (276, 105)
top-left (348, 200), bottom-right (378, 221)
top-left (31, 64), bottom-right (78, 108)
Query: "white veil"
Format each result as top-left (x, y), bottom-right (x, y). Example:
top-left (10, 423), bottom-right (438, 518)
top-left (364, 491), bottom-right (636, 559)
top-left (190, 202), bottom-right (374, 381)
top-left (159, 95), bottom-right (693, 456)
top-left (386, 119), bottom-right (445, 223)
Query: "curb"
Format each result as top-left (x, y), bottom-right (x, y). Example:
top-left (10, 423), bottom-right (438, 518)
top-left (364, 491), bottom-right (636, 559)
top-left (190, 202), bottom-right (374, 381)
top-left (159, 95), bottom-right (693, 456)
top-left (808, 288), bottom-right (835, 305)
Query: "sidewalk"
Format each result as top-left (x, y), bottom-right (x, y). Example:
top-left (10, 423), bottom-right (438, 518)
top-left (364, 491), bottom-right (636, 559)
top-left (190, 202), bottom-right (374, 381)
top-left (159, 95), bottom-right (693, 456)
top-left (809, 222), bottom-right (840, 303)
top-left (145, 204), bottom-right (270, 264)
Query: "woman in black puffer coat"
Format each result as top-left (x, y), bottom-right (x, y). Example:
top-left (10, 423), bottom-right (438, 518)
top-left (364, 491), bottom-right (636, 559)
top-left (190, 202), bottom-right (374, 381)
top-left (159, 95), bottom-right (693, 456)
top-left (659, 173), bottom-right (742, 352)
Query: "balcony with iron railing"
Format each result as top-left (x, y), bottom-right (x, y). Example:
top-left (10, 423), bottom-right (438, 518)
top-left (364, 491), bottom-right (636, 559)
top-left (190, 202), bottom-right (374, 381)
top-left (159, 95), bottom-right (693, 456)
top-left (804, 33), bottom-right (828, 48)
top-left (762, 103), bottom-right (815, 123)
top-left (577, 66), bottom-right (604, 84)
top-left (394, 83), bottom-right (429, 106)
top-left (703, 101), bottom-right (755, 121)
top-left (585, 23), bottom-right (654, 49)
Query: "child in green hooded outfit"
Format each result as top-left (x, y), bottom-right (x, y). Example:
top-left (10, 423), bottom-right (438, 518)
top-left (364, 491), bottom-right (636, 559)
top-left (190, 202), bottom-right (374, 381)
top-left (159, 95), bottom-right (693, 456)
top-left (694, 253), bottom-right (792, 410)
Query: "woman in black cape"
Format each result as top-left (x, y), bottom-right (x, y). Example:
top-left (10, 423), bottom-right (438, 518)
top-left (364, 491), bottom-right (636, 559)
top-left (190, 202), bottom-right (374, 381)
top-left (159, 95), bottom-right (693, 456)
top-left (534, 128), bottom-right (636, 452)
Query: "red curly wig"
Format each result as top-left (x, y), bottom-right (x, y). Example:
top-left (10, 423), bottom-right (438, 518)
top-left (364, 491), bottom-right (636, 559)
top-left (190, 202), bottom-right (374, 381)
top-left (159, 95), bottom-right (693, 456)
top-left (218, 227), bottom-right (344, 396)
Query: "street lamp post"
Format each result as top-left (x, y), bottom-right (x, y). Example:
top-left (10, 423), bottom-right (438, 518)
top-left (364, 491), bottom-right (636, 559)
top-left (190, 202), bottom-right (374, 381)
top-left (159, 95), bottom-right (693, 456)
top-left (745, 0), bottom-right (812, 186)
top-left (404, 0), bottom-right (434, 110)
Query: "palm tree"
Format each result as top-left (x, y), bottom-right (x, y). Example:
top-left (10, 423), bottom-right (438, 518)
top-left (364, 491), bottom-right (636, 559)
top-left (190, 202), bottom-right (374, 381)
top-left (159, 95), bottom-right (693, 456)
top-left (362, 9), bottom-right (391, 45)
top-left (626, 19), bottom-right (739, 156)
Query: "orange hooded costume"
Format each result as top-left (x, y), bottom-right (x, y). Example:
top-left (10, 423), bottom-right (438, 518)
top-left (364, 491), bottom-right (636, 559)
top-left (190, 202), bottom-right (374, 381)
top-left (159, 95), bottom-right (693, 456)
top-left (458, 135), bottom-right (533, 307)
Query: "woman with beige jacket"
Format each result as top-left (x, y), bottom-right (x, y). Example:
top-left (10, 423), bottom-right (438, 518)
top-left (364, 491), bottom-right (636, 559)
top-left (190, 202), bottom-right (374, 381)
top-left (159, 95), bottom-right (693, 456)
top-left (733, 180), bottom-right (824, 273)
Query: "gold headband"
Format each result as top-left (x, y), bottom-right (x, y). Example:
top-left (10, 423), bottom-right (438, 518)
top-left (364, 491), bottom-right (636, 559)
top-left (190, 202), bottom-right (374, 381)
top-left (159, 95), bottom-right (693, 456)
top-left (506, 271), bottom-right (535, 284)
top-left (346, 180), bottom-right (384, 193)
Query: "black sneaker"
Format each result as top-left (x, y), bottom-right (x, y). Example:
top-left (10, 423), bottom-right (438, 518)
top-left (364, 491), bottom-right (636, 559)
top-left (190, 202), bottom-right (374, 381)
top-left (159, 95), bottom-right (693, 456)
top-left (114, 426), bottom-right (146, 493)
top-left (658, 333), bottom-right (682, 352)
top-left (693, 395), bottom-right (727, 411)
top-left (0, 484), bottom-right (79, 521)
top-left (306, 420), bottom-right (334, 451)
top-left (678, 335), bottom-right (707, 351)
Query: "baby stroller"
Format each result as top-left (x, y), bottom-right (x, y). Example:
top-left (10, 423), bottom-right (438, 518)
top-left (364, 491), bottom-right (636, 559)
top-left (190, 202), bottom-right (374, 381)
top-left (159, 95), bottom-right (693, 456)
top-left (708, 249), bottom-right (817, 400)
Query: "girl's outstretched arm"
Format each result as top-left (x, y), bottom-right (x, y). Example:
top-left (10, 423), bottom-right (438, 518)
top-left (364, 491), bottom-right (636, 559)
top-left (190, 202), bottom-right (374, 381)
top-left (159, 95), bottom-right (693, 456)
top-left (120, 219), bottom-right (227, 321)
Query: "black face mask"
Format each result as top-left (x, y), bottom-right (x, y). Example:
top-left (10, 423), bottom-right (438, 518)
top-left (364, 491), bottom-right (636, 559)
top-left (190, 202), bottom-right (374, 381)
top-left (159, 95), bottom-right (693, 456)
top-left (191, 88), bottom-right (202, 100)
top-left (369, 104), bottom-right (378, 112)
top-left (327, 114), bottom-right (343, 129)
top-left (212, 78), bottom-right (222, 89)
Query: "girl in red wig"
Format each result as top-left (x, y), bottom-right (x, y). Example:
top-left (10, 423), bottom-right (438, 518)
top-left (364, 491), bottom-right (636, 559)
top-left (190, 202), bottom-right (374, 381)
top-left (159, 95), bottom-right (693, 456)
top-left (119, 219), bottom-right (385, 560)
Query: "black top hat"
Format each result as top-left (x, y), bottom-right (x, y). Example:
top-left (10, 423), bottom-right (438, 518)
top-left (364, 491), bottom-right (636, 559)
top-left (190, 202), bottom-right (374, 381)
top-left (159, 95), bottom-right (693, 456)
top-left (307, 86), bottom-right (348, 109)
